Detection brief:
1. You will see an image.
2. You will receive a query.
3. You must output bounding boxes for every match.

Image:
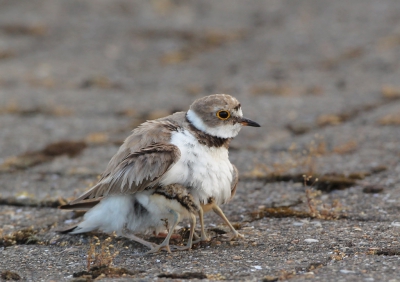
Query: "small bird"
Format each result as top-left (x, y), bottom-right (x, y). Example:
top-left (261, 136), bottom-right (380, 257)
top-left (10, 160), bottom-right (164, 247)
top-left (60, 94), bottom-right (260, 253)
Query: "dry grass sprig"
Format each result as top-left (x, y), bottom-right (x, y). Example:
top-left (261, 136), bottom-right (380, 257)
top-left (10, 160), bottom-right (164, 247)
top-left (86, 233), bottom-right (119, 271)
top-left (303, 176), bottom-right (343, 220)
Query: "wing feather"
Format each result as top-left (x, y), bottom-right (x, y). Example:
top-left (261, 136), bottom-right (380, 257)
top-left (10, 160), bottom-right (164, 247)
top-left (69, 143), bottom-right (180, 205)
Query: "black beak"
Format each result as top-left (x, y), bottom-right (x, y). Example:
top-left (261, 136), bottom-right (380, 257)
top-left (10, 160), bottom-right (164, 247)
top-left (240, 117), bottom-right (260, 127)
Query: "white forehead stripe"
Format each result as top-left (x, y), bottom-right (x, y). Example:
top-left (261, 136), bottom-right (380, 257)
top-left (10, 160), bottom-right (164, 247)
top-left (186, 109), bottom-right (242, 139)
top-left (233, 108), bottom-right (243, 117)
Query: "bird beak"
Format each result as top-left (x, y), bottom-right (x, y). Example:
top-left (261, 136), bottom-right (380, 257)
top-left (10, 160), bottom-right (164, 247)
top-left (240, 117), bottom-right (260, 127)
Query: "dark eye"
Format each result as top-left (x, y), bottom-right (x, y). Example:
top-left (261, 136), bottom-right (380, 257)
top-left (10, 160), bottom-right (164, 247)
top-left (216, 110), bottom-right (231, 120)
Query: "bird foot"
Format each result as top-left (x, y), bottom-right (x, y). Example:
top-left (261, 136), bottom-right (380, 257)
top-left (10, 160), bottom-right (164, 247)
top-left (144, 243), bottom-right (171, 254)
top-left (221, 231), bottom-right (244, 241)
top-left (192, 231), bottom-right (210, 244)
top-left (192, 236), bottom-right (210, 244)
top-left (169, 245), bottom-right (192, 252)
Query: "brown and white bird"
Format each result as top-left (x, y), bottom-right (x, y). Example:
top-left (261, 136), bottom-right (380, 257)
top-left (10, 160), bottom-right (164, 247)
top-left (60, 94), bottom-right (260, 253)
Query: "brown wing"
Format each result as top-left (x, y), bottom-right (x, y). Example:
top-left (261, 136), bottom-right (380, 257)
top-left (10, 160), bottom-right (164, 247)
top-left (100, 115), bottom-right (183, 181)
top-left (69, 143), bottom-right (180, 205)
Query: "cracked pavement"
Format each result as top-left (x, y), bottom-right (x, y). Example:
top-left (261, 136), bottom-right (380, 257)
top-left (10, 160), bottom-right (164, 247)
top-left (1, 0), bottom-right (400, 281)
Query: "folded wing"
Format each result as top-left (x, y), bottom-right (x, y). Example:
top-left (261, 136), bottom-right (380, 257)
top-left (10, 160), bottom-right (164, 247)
top-left (68, 143), bottom-right (180, 205)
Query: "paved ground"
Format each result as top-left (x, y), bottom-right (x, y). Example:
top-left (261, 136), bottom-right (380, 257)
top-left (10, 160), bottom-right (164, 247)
top-left (1, 0), bottom-right (400, 281)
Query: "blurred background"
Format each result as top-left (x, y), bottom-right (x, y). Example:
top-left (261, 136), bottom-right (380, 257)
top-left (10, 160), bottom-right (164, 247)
top-left (1, 0), bottom-right (400, 201)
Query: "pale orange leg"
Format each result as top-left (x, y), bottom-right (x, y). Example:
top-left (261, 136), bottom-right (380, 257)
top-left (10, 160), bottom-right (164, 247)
top-left (193, 207), bottom-right (210, 243)
top-left (212, 204), bottom-right (244, 241)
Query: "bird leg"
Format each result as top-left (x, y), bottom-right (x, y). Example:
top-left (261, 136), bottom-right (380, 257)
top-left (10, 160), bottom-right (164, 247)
top-left (170, 213), bottom-right (196, 251)
top-left (193, 207), bottom-right (210, 243)
top-left (212, 204), bottom-right (244, 241)
top-left (145, 209), bottom-right (180, 254)
top-left (121, 226), bottom-right (157, 250)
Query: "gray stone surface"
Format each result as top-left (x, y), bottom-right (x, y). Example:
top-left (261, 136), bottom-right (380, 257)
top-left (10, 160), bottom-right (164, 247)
top-left (1, 0), bottom-right (400, 281)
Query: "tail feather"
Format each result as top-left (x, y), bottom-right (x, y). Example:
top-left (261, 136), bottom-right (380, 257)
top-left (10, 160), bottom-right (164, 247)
top-left (54, 223), bottom-right (79, 234)
top-left (57, 199), bottom-right (101, 234)
top-left (59, 198), bottom-right (101, 211)
top-left (54, 223), bottom-right (97, 234)
top-left (69, 181), bottom-right (106, 205)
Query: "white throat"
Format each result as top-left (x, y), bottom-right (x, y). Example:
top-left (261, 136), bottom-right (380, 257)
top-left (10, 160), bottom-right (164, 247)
top-left (186, 109), bottom-right (242, 139)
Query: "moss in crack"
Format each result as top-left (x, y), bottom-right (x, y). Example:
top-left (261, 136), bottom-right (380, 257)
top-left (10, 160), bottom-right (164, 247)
top-left (1, 270), bottom-right (21, 281)
top-left (367, 248), bottom-right (400, 256)
top-left (0, 227), bottom-right (39, 247)
top-left (0, 140), bottom-right (87, 171)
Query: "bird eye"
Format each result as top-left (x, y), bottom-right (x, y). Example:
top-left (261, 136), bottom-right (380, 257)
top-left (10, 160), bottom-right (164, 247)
top-left (216, 110), bottom-right (231, 120)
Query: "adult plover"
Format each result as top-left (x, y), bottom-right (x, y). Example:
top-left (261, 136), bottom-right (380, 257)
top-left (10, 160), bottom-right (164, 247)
top-left (60, 94), bottom-right (260, 253)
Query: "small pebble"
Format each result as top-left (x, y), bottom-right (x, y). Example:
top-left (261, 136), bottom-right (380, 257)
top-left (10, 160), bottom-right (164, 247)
top-left (340, 269), bottom-right (356, 274)
top-left (311, 221), bottom-right (322, 227)
top-left (304, 239), bottom-right (319, 243)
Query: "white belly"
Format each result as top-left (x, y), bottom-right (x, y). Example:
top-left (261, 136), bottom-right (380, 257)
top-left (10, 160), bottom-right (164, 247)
top-left (160, 129), bottom-right (233, 205)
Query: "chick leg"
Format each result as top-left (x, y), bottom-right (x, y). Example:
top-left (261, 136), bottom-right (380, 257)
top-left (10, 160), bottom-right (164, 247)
top-left (145, 209), bottom-right (180, 254)
top-left (121, 226), bottom-right (157, 249)
top-left (212, 204), bottom-right (244, 241)
top-left (171, 213), bottom-right (196, 251)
